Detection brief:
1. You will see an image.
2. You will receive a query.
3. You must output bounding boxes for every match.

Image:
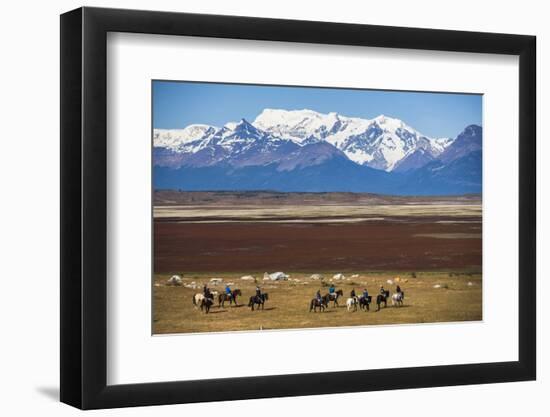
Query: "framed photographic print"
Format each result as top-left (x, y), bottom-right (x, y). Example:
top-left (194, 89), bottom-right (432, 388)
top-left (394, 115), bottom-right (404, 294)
top-left (60, 6), bottom-right (536, 409)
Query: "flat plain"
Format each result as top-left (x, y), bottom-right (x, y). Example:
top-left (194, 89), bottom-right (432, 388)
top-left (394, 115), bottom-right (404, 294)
top-left (153, 191), bottom-right (482, 334)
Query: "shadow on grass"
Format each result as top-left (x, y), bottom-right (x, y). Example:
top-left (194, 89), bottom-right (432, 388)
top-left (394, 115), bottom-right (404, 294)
top-left (374, 305), bottom-right (413, 312)
top-left (205, 310), bottom-right (228, 314)
top-left (248, 307), bottom-right (277, 311)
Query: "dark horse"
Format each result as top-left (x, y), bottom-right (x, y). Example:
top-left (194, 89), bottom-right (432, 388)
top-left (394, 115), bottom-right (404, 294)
top-left (359, 295), bottom-right (372, 311)
top-left (200, 297), bottom-right (214, 313)
top-left (310, 298), bottom-right (328, 312)
top-left (248, 293), bottom-right (269, 311)
top-left (324, 289), bottom-right (344, 307)
top-left (218, 289), bottom-right (242, 308)
top-left (376, 290), bottom-right (390, 311)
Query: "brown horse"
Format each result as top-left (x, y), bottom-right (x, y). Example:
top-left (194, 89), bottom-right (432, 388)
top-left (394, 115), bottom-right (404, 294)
top-left (310, 297), bottom-right (328, 312)
top-left (359, 295), bottom-right (372, 311)
top-left (248, 293), bottom-right (269, 311)
top-left (376, 290), bottom-right (390, 311)
top-left (200, 297), bottom-right (214, 313)
top-left (218, 289), bottom-right (242, 307)
top-left (324, 289), bottom-right (344, 307)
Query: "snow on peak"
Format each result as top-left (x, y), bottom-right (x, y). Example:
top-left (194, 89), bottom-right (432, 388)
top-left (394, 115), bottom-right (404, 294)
top-left (153, 124), bottom-right (217, 150)
top-left (373, 114), bottom-right (415, 133)
top-left (430, 137), bottom-right (454, 155)
top-left (229, 118), bottom-right (263, 138)
top-left (235, 118), bottom-right (254, 128)
top-left (253, 108), bottom-right (361, 145)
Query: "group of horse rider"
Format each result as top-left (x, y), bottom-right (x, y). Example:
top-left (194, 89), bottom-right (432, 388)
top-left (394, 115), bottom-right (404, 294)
top-left (203, 281), bottom-right (403, 307)
top-left (316, 283), bottom-right (403, 303)
top-left (315, 283), bottom-right (336, 303)
top-left (202, 282), bottom-right (264, 303)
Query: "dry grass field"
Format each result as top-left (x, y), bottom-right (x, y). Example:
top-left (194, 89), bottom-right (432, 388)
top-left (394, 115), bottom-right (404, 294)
top-left (153, 272), bottom-right (482, 334)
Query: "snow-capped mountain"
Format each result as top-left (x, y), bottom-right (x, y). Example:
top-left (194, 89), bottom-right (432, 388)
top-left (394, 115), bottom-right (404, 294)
top-left (252, 109), bottom-right (453, 171)
top-left (153, 110), bottom-right (481, 195)
top-left (154, 119), bottom-right (302, 169)
top-left (153, 124), bottom-right (218, 152)
top-left (154, 109), bottom-right (454, 172)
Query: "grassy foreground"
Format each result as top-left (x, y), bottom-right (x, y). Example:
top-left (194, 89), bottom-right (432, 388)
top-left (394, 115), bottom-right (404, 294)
top-left (153, 271), bottom-right (482, 334)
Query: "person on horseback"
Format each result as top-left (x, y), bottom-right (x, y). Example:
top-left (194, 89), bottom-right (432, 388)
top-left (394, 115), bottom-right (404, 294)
top-left (329, 284), bottom-right (336, 295)
top-left (350, 288), bottom-right (356, 298)
top-left (255, 285), bottom-right (262, 302)
top-left (225, 284), bottom-right (233, 302)
top-left (362, 288), bottom-right (369, 299)
top-left (380, 286), bottom-right (386, 295)
top-left (316, 289), bottom-right (322, 303)
top-left (203, 283), bottom-right (212, 300)
top-left (396, 285), bottom-right (402, 294)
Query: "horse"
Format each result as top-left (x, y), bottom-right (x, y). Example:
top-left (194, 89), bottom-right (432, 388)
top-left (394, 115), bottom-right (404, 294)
top-left (376, 290), bottom-right (390, 311)
top-left (358, 295), bottom-right (372, 311)
top-left (200, 297), bottom-right (214, 313)
top-left (193, 293), bottom-right (205, 309)
top-left (218, 289), bottom-right (242, 308)
top-left (193, 293), bottom-right (215, 312)
top-left (392, 291), bottom-right (405, 307)
top-left (249, 293), bottom-right (269, 311)
top-left (310, 297), bottom-right (327, 312)
top-left (346, 297), bottom-right (358, 312)
top-left (325, 289), bottom-right (344, 307)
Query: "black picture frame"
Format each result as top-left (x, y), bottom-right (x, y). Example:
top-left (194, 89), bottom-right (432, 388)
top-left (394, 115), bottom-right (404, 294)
top-left (60, 6), bottom-right (536, 410)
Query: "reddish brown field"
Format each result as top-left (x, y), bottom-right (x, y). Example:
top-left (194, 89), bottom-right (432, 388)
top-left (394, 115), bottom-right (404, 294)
top-left (154, 217), bottom-right (481, 273)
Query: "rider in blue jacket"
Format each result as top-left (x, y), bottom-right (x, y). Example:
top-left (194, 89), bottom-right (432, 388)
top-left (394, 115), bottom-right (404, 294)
top-left (329, 284), bottom-right (335, 295)
top-left (225, 284), bottom-right (232, 301)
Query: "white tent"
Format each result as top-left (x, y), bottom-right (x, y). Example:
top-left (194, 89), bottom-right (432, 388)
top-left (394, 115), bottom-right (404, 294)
top-left (166, 275), bottom-right (183, 286)
top-left (263, 272), bottom-right (289, 281)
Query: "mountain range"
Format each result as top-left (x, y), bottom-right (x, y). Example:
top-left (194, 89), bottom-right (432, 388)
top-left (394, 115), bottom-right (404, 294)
top-left (153, 109), bottom-right (482, 195)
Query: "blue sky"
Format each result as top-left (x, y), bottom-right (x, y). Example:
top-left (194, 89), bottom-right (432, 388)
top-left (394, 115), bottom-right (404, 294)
top-left (153, 80), bottom-right (482, 138)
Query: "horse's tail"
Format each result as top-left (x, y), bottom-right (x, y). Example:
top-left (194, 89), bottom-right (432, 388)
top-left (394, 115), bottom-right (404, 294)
top-left (309, 299), bottom-right (314, 311)
top-left (248, 297), bottom-right (253, 307)
top-left (192, 294), bottom-right (196, 306)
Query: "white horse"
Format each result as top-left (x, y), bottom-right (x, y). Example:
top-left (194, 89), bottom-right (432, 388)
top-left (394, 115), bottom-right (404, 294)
top-left (193, 293), bottom-right (206, 309)
top-left (346, 296), bottom-right (358, 312)
top-left (193, 291), bottom-right (219, 309)
top-left (392, 292), bottom-right (404, 307)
